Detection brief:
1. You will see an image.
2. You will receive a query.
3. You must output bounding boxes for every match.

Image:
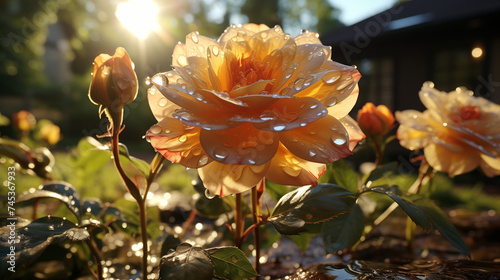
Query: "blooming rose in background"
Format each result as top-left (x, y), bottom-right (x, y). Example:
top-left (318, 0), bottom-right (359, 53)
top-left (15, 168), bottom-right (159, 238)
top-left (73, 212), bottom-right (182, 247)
top-left (88, 47), bottom-right (138, 126)
top-left (357, 102), bottom-right (395, 137)
top-left (147, 24), bottom-right (364, 196)
top-left (12, 110), bottom-right (36, 131)
top-left (396, 82), bottom-right (500, 177)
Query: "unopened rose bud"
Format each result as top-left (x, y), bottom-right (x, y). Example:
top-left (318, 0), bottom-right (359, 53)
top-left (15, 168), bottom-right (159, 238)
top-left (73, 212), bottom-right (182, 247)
top-left (357, 103), bottom-right (395, 136)
top-left (89, 47), bottom-right (138, 110)
top-left (12, 110), bottom-right (36, 131)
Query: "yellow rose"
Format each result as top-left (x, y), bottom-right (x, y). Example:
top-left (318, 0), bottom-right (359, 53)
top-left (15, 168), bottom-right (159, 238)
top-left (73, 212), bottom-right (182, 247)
top-left (88, 47), bottom-right (138, 111)
top-left (147, 24), bottom-right (364, 196)
top-left (357, 102), bottom-right (395, 136)
top-left (396, 82), bottom-right (500, 177)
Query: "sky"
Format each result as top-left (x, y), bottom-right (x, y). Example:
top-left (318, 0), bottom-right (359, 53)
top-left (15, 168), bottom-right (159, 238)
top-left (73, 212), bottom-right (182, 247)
top-left (329, 0), bottom-right (396, 25)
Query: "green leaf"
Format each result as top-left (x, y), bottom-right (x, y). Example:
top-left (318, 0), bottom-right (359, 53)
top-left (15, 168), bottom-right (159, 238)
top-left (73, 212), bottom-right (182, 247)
top-left (0, 216), bottom-right (89, 272)
top-left (160, 235), bottom-right (181, 257)
top-left (325, 159), bottom-right (359, 194)
top-left (207, 246), bottom-right (258, 279)
top-left (368, 187), bottom-right (470, 257)
top-left (413, 197), bottom-right (470, 257)
top-left (159, 243), bottom-right (214, 280)
top-left (362, 161), bottom-right (398, 185)
top-left (196, 195), bottom-right (233, 218)
top-left (269, 184), bottom-right (356, 235)
top-left (17, 182), bottom-right (82, 223)
top-left (265, 180), bottom-right (292, 202)
top-left (322, 204), bottom-right (364, 253)
top-left (117, 143), bottom-right (151, 178)
top-left (287, 233), bottom-right (313, 251)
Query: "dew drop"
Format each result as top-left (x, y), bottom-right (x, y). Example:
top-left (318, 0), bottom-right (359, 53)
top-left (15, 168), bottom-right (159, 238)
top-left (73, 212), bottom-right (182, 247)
top-left (191, 32), bottom-right (199, 43)
top-left (280, 87), bottom-right (291, 95)
top-left (260, 32), bottom-right (268, 39)
top-left (273, 125), bottom-right (286, 131)
top-left (178, 135), bottom-right (188, 143)
top-left (145, 76), bottom-right (152, 85)
top-left (214, 148), bottom-right (228, 160)
top-left (423, 81), bottom-right (435, 88)
top-left (177, 55), bottom-right (187, 66)
top-left (205, 189), bottom-right (216, 199)
top-left (48, 225), bottom-right (54, 231)
top-left (322, 71), bottom-right (341, 84)
top-left (310, 104), bottom-right (318, 109)
top-left (212, 46), bottom-right (219, 56)
top-left (309, 149), bottom-right (317, 157)
top-left (294, 78), bottom-right (305, 90)
top-left (150, 125), bottom-right (162, 134)
top-left (301, 29), bottom-right (309, 34)
top-left (332, 137), bottom-right (346, 145)
top-left (260, 111), bottom-right (277, 121)
top-left (198, 155), bottom-right (208, 165)
top-left (158, 99), bottom-right (168, 107)
top-left (325, 96), bottom-right (338, 107)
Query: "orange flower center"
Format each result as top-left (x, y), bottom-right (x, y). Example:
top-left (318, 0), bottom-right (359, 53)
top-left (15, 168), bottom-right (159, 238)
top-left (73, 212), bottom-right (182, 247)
top-left (229, 50), bottom-right (275, 93)
top-left (451, 105), bottom-right (480, 123)
top-left (459, 105), bottom-right (480, 121)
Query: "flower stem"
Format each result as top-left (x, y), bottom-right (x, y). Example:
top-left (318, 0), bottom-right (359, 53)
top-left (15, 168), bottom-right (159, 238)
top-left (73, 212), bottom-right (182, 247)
top-left (86, 237), bottom-right (104, 280)
top-left (234, 193), bottom-right (244, 248)
top-left (251, 186), bottom-right (261, 274)
top-left (138, 199), bottom-right (149, 279)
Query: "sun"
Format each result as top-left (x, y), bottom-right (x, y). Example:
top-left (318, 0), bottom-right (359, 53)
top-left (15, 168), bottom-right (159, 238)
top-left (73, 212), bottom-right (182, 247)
top-left (116, 0), bottom-right (160, 39)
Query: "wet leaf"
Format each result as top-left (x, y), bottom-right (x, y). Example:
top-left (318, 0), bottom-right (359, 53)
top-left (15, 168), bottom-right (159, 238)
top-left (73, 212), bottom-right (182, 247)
top-left (160, 235), bottom-right (181, 257)
top-left (413, 197), bottom-right (471, 257)
top-left (117, 143), bottom-right (151, 178)
top-left (195, 195), bottom-right (233, 218)
top-left (368, 187), bottom-right (470, 257)
top-left (325, 159), bottom-right (359, 194)
top-left (269, 184), bottom-right (356, 235)
top-left (0, 216), bottom-right (89, 272)
top-left (207, 247), bottom-right (258, 279)
top-left (17, 182), bottom-right (82, 223)
top-left (322, 204), bottom-right (364, 253)
top-left (362, 161), bottom-right (398, 185)
top-left (159, 243), bottom-right (214, 280)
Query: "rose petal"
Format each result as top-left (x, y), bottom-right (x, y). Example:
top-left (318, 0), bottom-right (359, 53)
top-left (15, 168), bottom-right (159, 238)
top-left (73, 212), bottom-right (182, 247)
top-left (172, 108), bottom-right (238, 130)
top-left (396, 110), bottom-right (433, 150)
top-left (424, 143), bottom-right (480, 177)
top-left (338, 115), bottom-right (366, 151)
top-left (236, 94), bottom-right (293, 108)
top-left (294, 31), bottom-right (322, 46)
top-left (265, 144), bottom-right (326, 186)
top-left (480, 154), bottom-right (500, 177)
top-left (278, 115), bottom-right (351, 163)
top-left (198, 161), bottom-right (270, 196)
top-left (218, 24), bottom-right (271, 44)
top-left (147, 85), bottom-right (179, 121)
top-left (327, 85), bottom-right (359, 118)
top-left (230, 79), bottom-right (275, 98)
top-left (172, 42), bottom-right (188, 67)
top-left (252, 97), bottom-right (328, 132)
top-left (147, 118), bottom-right (212, 168)
top-left (200, 123), bottom-right (279, 165)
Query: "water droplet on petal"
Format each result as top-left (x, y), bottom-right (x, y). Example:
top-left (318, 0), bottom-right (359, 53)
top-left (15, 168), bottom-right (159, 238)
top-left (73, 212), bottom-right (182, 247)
top-left (309, 149), bottom-right (317, 157)
top-left (310, 104), bottom-right (318, 109)
top-left (212, 46), bottom-right (219, 56)
top-left (325, 96), bottom-right (338, 107)
top-left (178, 135), bottom-right (188, 143)
top-left (260, 111), bottom-right (277, 121)
top-left (177, 55), bottom-right (187, 65)
top-left (332, 137), bottom-right (346, 145)
top-left (214, 148), bottom-right (228, 160)
top-left (191, 32), bottom-right (199, 43)
top-left (294, 78), bottom-right (305, 90)
top-left (150, 125), bottom-right (162, 134)
top-left (280, 87), bottom-right (291, 95)
top-left (260, 32), bottom-right (268, 39)
top-left (158, 99), bottom-right (168, 107)
top-left (145, 76), bottom-right (152, 85)
top-left (423, 81), bottom-right (435, 88)
top-left (198, 155), bottom-right (208, 165)
top-left (205, 189), bottom-right (216, 199)
top-left (273, 125), bottom-right (286, 131)
top-left (322, 71), bottom-right (341, 84)
top-left (301, 29), bottom-right (309, 34)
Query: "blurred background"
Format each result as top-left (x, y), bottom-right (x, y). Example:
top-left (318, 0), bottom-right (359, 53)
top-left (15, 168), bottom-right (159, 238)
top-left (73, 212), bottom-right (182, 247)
top-left (1, 0), bottom-right (499, 149)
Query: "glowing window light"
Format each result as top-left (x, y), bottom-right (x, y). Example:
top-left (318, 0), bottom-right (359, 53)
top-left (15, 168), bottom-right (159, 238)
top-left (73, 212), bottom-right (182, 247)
top-left (116, 0), bottom-right (159, 39)
top-left (471, 47), bottom-right (483, 58)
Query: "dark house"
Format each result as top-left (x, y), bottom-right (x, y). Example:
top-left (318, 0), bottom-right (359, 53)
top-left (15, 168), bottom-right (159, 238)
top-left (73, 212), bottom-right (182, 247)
top-left (322, 0), bottom-right (500, 111)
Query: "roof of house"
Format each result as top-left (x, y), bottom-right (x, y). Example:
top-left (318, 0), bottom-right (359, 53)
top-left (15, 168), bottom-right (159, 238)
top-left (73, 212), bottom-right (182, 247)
top-left (322, 0), bottom-right (500, 46)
